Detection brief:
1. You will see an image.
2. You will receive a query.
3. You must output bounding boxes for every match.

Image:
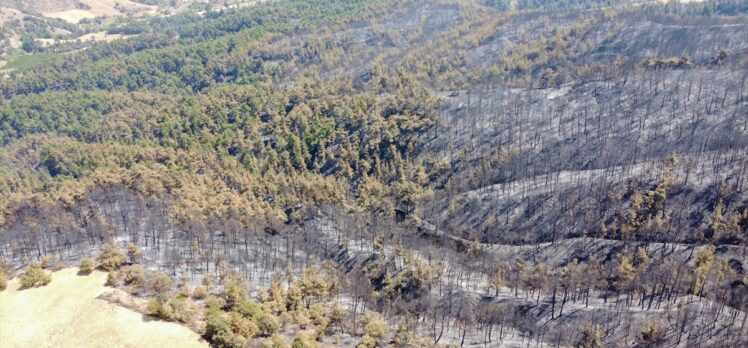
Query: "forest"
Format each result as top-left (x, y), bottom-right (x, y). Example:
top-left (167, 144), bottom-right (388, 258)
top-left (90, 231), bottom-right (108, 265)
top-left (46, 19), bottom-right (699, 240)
top-left (0, 0), bottom-right (747, 347)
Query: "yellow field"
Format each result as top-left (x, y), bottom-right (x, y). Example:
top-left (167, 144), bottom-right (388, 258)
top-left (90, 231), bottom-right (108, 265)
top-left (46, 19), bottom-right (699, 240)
top-left (43, 9), bottom-right (97, 23)
top-left (38, 31), bottom-right (135, 46)
top-left (41, 0), bottom-right (158, 23)
top-left (0, 268), bottom-right (208, 348)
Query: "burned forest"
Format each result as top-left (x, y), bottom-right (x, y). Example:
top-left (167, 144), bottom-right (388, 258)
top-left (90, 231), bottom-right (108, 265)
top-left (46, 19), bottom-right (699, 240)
top-left (0, 0), bottom-right (747, 347)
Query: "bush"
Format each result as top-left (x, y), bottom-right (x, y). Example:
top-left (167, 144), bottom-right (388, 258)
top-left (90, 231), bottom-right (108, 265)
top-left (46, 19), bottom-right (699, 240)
top-left (362, 312), bottom-right (388, 344)
top-left (19, 262), bottom-right (52, 289)
top-left (222, 277), bottom-right (248, 305)
top-left (291, 331), bottom-right (319, 348)
top-left (576, 325), bottom-right (603, 348)
top-left (147, 295), bottom-right (195, 323)
top-left (51, 259), bottom-right (65, 271)
top-left (638, 319), bottom-right (666, 347)
top-left (262, 334), bottom-right (290, 348)
top-left (192, 286), bottom-right (208, 300)
top-left (205, 313), bottom-right (247, 348)
top-left (205, 295), bottom-right (226, 311)
top-left (308, 303), bottom-right (328, 328)
top-left (202, 274), bottom-right (214, 287)
top-left (356, 335), bottom-right (377, 348)
top-left (121, 265), bottom-right (145, 287)
top-left (0, 263), bottom-right (7, 291)
top-left (40, 255), bottom-right (53, 269)
top-left (291, 308), bottom-right (312, 329)
top-left (147, 296), bottom-right (174, 320)
top-left (327, 301), bottom-right (345, 333)
top-left (179, 284), bottom-right (192, 298)
top-left (256, 313), bottom-right (280, 336)
top-left (234, 299), bottom-right (263, 319)
top-left (229, 312), bottom-right (259, 339)
top-left (127, 243), bottom-right (143, 263)
top-left (393, 321), bottom-right (413, 346)
top-left (97, 244), bottom-right (125, 271)
top-left (170, 296), bottom-right (196, 323)
top-left (79, 258), bottom-right (95, 275)
top-left (105, 271), bottom-right (118, 286)
top-left (150, 272), bottom-right (173, 294)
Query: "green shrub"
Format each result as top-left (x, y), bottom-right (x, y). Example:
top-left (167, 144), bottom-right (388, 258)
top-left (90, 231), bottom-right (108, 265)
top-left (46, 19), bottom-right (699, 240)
top-left (105, 270), bottom-right (118, 286)
top-left (291, 331), bottom-right (320, 348)
top-left (222, 277), bottom-right (248, 306)
top-left (192, 286), bottom-right (208, 300)
top-left (205, 295), bottom-right (226, 311)
top-left (147, 296), bottom-right (174, 319)
top-left (393, 320), bottom-right (413, 345)
top-left (170, 296), bottom-right (196, 323)
top-left (19, 262), bottom-right (52, 289)
top-left (326, 301), bottom-right (345, 333)
top-left (262, 334), bottom-right (290, 348)
top-left (639, 319), bottom-right (666, 347)
top-left (256, 312), bottom-right (280, 336)
top-left (356, 334), bottom-right (376, 348)
top-left (97, 244), bottom-right (125, 271)
top-left (362, 312), bottom-right (388, 344)
top-left (127, 243), bottom-right (143, 263)
top-left (308, 303), bottom-right (328, 328)
top-left (179, 284), bottom-right (192, 298)
top-left (0, 268), bottom-right (7, 291)
top-left (576, 325), bottom-right (603, 348)
top-left (79, 258), bottom-right (95, 275)
top-left (234, 299), bottom-right (263, 319)
top-left (40, 255), bottom-right (53, 269)
top-left (229, 311), bottom-right (259, 339)
top-left (147, 294), bottom-right (195, 323)
top-left (150, 271), bottom-right (173, 294)
top-left (121, 265), bottom-right (145, 286)
top-left (52, 260), bottom-right (65, 271)
top-left (205, 313), bottom-right (247, 348)
top-left (202, 274), bottom-right (214, 287)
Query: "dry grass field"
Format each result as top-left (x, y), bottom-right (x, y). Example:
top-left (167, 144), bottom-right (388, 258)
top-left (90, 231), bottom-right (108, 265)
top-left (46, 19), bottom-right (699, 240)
top-left (0, 268), bottom-right (208, 348)
top-left (41, 0), bottom-right (158, 23)
top-left (37, 31), bottom-right (135, 46)
top-left (42, 9), bottom-right (96, 23)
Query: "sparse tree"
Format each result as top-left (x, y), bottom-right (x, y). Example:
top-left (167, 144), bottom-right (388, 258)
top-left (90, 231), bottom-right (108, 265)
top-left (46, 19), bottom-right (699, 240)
top-left (127, 243), bottom-right (143, 264)
top-left (576, 325), bottom-right (602, 348)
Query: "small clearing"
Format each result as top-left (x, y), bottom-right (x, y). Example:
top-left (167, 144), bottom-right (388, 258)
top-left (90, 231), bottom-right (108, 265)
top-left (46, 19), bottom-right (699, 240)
top-left (0, 268), bottom-right (208, 348)
top-left (42, 9), bottom-right (97, 23)
top-left (41, 0), bottom-right (158, 23)
top-left (38, 31), bottom-right (135, 46)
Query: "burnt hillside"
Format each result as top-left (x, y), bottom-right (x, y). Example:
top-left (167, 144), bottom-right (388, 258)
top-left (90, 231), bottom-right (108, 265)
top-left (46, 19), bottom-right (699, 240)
top-left (0, 0), bottom-right (746, 347)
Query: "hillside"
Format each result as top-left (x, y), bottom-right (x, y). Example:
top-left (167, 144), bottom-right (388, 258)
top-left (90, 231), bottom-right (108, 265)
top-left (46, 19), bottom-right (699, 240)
top-left (0, 268), bottom-right (208, 348)
top-left (0, 0), bottom-right (746, 347)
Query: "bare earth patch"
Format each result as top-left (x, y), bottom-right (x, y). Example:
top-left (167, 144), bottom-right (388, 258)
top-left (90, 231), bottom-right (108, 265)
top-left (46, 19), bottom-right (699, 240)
top-left (42, 9), bottom-right (97, 23)
top-left (0, 268), bottom-right (208, 348)
top-left (38, 31), bottom-right (135, 46)
top-left (41, 0), bottom-right (158, 23)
